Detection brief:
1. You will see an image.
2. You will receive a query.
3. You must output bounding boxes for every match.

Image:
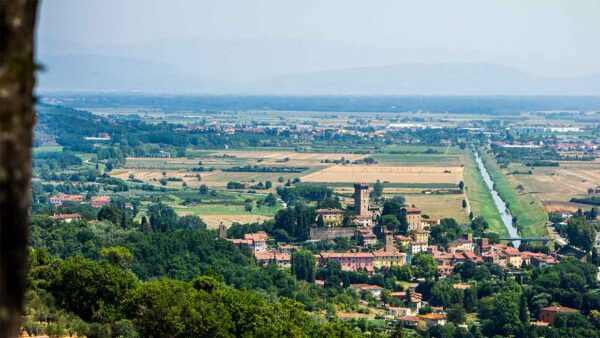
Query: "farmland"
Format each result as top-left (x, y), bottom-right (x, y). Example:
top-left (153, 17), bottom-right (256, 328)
top-left (462, 149), bottom-right (506, 235)
top-left (478, 149), bottom-right (549, 237)
top-left (301, 165), bottom-right (463, 184)
top-left (109, 145), bottom-right (470, 227)
top-left (507, 160), bottom-right (600, 210)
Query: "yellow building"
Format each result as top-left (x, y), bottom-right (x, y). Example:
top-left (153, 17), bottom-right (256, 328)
top-left (395, 235), bottom-right (412, 249)
top-left (405, 207), bottom-right (423, 231)
top-left (373, 250), bottom-right (408, 268)
top-left (316, 208), bottom-right (344, 226)
top-left (411, 229), bottom-right (429, 243)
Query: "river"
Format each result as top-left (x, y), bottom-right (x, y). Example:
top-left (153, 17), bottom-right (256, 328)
top-left (473, 149), bottom-right (521, 247)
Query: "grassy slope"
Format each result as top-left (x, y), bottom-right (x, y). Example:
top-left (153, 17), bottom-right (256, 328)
top-left (478, 149), bottom-right (548, 237)
top-left (463, 149), bottom-right (507, 235)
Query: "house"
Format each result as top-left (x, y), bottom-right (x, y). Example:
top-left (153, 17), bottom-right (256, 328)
top-left (387, 307), bottom-right (413, 319)
top-left (320, 252), bottom-right (375, 272)
top-left (411, 229), bottom-right (429, 243)
top-left (255, 251), bottom-right (275, 265)
top-left (448, 238), bottom-right (474, 253)
top-left (395, 235), bottom-right (412, 248)
top-left (350, 284), bottom-right (384, 299)
top-left (405, 207), bottom-right (423, 231)
top-left (356, 228), bottom-right (378, 247)
top-left (531, 255), bottom-right (559, 267)
top-left (437, 264), bottom-right (453, 277)
top-left (49, 213), bottom-right (81, 223)
top-left (409, 241), bottom-right (428, 254)
top-left (483, 252), bottom-right (507, 268)
top-left (505, 248), bottom-right (523, 267)
top-left (244, 231), bottom-right (269, 253)
top-left (228, 238), bottom-right (253, 248)
top-left (49, 193), bottom-right (83, 206)
top-left (540, 306), bottom-right (578, 325)
top-left (477, 237), bottom-right (491, 255)
top-left (420, 313), bottom-right (447, 327)
top-left (353, 215), bottom-right (373, 227)
top-left (373, 250), bottom-right (408, 268)
top-left (316, 208), bottom-right (344, 226)
top-left (409, 292), bottom-right (423, 310)
top-left (91, 195), bottom-right (111, 208)
top-left (275, 252), bottom-right (291, 269)
top-left (278, 244), bottom-right (297, 254)
top-left (422, 218), bottom-right (440, 227)
top-left (398, 315), bottom-right (421, 327)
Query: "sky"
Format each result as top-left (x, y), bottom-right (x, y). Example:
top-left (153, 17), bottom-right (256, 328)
top-left (37, 0), bottom-right (600, 78)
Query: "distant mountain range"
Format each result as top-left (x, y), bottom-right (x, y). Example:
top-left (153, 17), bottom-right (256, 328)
top-left (241, 63), bottom-right (600, 95)
top-left (36, 38), bottom-right (600, 95)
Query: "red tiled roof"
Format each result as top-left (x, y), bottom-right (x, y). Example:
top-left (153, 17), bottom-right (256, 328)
top-left (404, 208), bottom-right (421, 214)
top-left (49, 213), bottom-right (81, 220)
top-left (244, 231), bottom-right (268, 242)
top-left (321, 252), bottom-right (375, 259)
top-left (541, 306), bottom-right (578, 313)
top-left (398, 315), bottom-right (420, 322)
top-left (350, 283), bottom-right (383, 291)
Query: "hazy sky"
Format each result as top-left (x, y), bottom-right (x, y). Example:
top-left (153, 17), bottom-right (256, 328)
top-left (38, 0), bottom-right (600, 77)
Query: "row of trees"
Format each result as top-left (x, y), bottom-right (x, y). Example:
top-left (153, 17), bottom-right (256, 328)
top-left (25, 251), bottom-right (360, 337)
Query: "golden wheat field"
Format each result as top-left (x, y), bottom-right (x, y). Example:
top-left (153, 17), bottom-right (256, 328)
top-left (301, 165), bottom-right (463, 183)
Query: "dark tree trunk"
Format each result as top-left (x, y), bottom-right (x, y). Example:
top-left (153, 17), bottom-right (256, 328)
top-left (0, 1), bottom-right (39, 337)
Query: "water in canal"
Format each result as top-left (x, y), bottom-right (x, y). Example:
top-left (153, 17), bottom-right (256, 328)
top-left (473, 150), bottom-right (521, 247)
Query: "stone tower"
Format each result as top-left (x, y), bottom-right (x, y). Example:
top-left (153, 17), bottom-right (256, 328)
top-left (218, 221), bottom-right (227, 239)
top-left (384, 229), bottom-right (394, 252)
top-left (353, 182), bottom-right (370, 216)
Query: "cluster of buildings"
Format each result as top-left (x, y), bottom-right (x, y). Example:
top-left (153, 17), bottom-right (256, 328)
top-left (216, 180), bottom-right (575, 329)
top-left (221, 182), bottom-right (560, 280)
top-left (49, 193), bottom-right (111, 208)
top-left (431, 238), bottom-right (559, 277)
top-left (48, 194), bottom-right (113, 223)
top-left (219, 227), bottom-right (295, 269)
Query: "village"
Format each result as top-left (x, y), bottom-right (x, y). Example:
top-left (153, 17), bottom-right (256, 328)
top-left (219, 182), bottom-right (570, 330)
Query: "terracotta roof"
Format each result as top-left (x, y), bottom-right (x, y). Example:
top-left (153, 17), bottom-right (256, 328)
top-left (49, 213), bottom-right (81, 220)
top-left (91, 195), bottom-right (110, 201)
top-left (244, 231), bottom-right (268, 242)
top-left (229, 238), bottom-right (253, 245)
top-left (255, 252), bottom-right (275, 260)
top-left (398, 315), bottom-right (420, 322)
top-left (275, 253), bottom-right (291, 261)
top-left (350, 283), bottom-right (384, 291)
top-left (320, 252), bottom-right (375, 259)
top-left (404, 207), bottom-right (421, 214)
top-left (541, 306), bottom-right (578, 313)
top-left (373, 249), bottom-right (406, 257)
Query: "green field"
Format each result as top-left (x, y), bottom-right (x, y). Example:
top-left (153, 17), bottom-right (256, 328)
top-left (33, 145), bottom-right (63, 153)
top-left (463, 149), bottom-right (506, 235)
top-left (141, 191), bottom-right (282, 219)
top-left (478, 149), bottom-right (548, 237)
